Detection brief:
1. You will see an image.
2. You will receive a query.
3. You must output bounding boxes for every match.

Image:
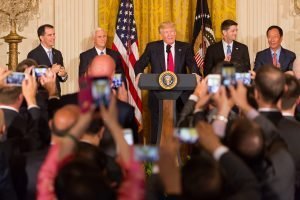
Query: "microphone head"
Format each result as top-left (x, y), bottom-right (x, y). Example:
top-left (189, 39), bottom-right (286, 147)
top-left (166, 44), bottom-right (171, 53)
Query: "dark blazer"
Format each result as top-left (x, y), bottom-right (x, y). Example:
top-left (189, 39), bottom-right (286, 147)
top-left (254, 47), bottom-right (296, 72)
top-left (78, 47), bottom-right (124, 77)
top-left (260, 111), bottom-right (300, 194)
top-left (204, 40), bottom-right (251, 76)
top-left (27, 44), bottom-right (67, 95)
top-left (2, 107), bottom-right (43, 152)
top-left (134, 40), bottom-right (198, 75)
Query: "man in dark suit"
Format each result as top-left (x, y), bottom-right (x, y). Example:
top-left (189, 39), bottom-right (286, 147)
top-left (254, 25), bottom-right (296, 72)
top-left (254, 65), bottom-right (300, 198)
top-left (78, 28), bottom-right (124, 78)
top-left (134, 21), bottom-right (199, 144)
top-left (27, 24), bottom-right (68, 96)
top-left (204, 19), bottom-right (250, 76)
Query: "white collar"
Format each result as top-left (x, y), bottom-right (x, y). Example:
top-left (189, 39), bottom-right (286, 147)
top-left (281, 112), bottom-right (294, 117)
top-left (41, 43), bottom-right (52, 52)
top-left (95, 47), bottom-right (106, 55)
top-left (0, 105), bottom-right (19, 113)
top-left (258, 107), bottom-right (279, 112)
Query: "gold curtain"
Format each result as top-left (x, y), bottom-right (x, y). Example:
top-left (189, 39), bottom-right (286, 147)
top-left (209, 0), bottom-right (237, 41)
top-left (98, 0), bottom-right (236, 142)
top-left (99, 0), bottom-right (236, 50)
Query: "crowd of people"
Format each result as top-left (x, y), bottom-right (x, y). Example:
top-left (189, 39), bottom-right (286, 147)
top-left (0, 19), bottom-right (299, 200)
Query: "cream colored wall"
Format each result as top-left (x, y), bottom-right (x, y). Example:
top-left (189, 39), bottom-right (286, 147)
top-left (0, 0), bottom-right (97, 95)
top-left (237, 0), bottom-right (300, 69)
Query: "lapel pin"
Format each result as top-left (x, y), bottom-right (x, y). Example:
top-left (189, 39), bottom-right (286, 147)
top-left (178, 48), bottom-right (182, 52)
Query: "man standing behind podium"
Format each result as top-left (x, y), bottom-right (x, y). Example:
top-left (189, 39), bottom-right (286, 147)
top-left (134, 21), bottom-right (198, 144)
top-left (204, 19), bottom-right (250, 76)
top-left (27, 24), bottom-right (68, 96)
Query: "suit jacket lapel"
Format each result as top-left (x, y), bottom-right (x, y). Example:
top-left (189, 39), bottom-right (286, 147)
top-left (175, 41), bottom-right (182, 73)
top-left (158, 41), bottom-right (165, 72)
top-left (279, 48), bottom-right (286, 70)
top-left (217, 41), bottom-right (225, 58)
top-left (266, 48), bottom-right (273, 64)
top-left (38, 44), bottom-right (52, 67)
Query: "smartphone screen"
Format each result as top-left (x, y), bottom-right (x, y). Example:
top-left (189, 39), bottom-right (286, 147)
top-left (91, 77), bottom-right (111, 107)
top-left (34, 67), bottom-right (47, 78)
top-left (78, 76), bottom-right (93, 113)
top-left (6, 72), bottom-right (25, 86)
top-left (222, 66), bottom-right (236, 86)
top-left (112, 73), bottom-right (122, 89)
top-left (235, 72), bottom-right (251, 85)
top-left (123, 128), bottom-right (133, 145)
top-left (207, 74), bottom-right (221, 93)
top-left (133, 145), bottom-right (159, 162)
top-left (174, 128), bottom-right (198, 143)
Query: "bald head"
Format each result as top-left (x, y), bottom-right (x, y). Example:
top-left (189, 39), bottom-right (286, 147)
top-left (293, 58), bottom-right (300, 79)
top-left (52, 105), bottom-right (80, 136)
top-left (87, 55), bottom-right (116, 78)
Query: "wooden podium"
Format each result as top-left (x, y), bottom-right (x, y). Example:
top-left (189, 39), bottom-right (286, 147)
top-left (138, 73), bottom-right (196, 145)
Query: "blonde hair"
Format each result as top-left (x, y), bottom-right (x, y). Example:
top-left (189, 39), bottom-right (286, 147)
top-left (158, 21), bottom-right (176, 34)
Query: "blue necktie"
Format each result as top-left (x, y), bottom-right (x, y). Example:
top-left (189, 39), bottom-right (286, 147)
top-left (226, 45), bottom-right (231, 56)
top-left (100, 51), bottom-right (104, 55)
top-left (48, 50), bottom-right (53, 65)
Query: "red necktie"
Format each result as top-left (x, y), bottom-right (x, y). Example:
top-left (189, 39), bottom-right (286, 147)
top-left (272, 52), bottom-right (277, 67)
top-left (167, 45), bottom-right (174, 72)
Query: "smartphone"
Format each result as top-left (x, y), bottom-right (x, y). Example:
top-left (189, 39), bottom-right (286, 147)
top-left (235, 72), bottom-right (251, 85)
top-left (6, 72), bottom-right (25, 86)
top-left (112, 73), bottom-right (122, 89)
top-left (34, 66), bottom-right (48, 78)
top-left (123, 128), bottom-right (134, 145)
top-left (174, 128), bottom-right (198, 143)
top-left (207, 74), bottom-right (221, 93)
top-left (133, 145), bottom-right (159, 162)
top-left (222, 65), bottom-right (236, 87)
top-left (91, 77), bottom-right (111, 107)
top-left (78, 76), bottom-right (93, 113)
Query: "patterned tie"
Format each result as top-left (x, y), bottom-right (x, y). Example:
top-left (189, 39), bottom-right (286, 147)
top-left (48, 50), bottom-right (53, 65)
top-left (226, 45), bottom-right (232, 56)
top-left (272, 52), bottom-right (277, 67)
top-left (167, 45), bottom-right (174, 72)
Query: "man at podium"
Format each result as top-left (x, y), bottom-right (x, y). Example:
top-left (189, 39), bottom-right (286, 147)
top-left (134, 21), bottom-right (199, 144)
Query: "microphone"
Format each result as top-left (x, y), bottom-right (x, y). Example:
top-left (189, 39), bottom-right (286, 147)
top-left (166, 44), bottom-right (171, 53)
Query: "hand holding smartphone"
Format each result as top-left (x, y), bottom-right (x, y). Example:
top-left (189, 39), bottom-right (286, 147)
top-left (91, 77), bottom-right (111, 107)
top-left (112, 73), bottom-right (122, 89)
top-left (207, 74), bottom-right (221, 93)
top-left (6, 72), bottom-right (25, 86)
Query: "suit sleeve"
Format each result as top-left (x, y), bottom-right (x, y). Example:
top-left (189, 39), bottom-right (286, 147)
top-left (203, 45), bottom-right (214, 76)
top-left (185, 44), bottom-right (199, 74)
top-left (253, 52), bottom-right (263, 71)
top-left (78, 53), bottom-right (89, 77)
top-left (134, 44), bottom-right (151, 75)
top-left (242, 45), bottom-right (251, 71)
top-left (56, 51), bottom-right (67, 83)
top-left (287, 52), bottom-right (296, 71)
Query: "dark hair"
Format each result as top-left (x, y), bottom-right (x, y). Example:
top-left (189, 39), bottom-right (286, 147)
top-left (77, 142), bottom-right (123, 188)
top-left (227, 118), bottom-right (264, 162)
top-left (255, 64), bottom-right (285, 104)
top-left (281, 74), bottom-right (300, 110)
top-left (55, 158), bottom-right (116, 200)
top-left (181, 153), bottom-right (222, 200)
top-left (266, 25), bottom-right (283, 37)
top-left (37, 24), bottom-right (54, 38)
top-left (221, 19), bottom-right (238, 31)
top-left (0, 86), bottom-right (22, 104)
top-left (16, 58), bottom-right (38, 72)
